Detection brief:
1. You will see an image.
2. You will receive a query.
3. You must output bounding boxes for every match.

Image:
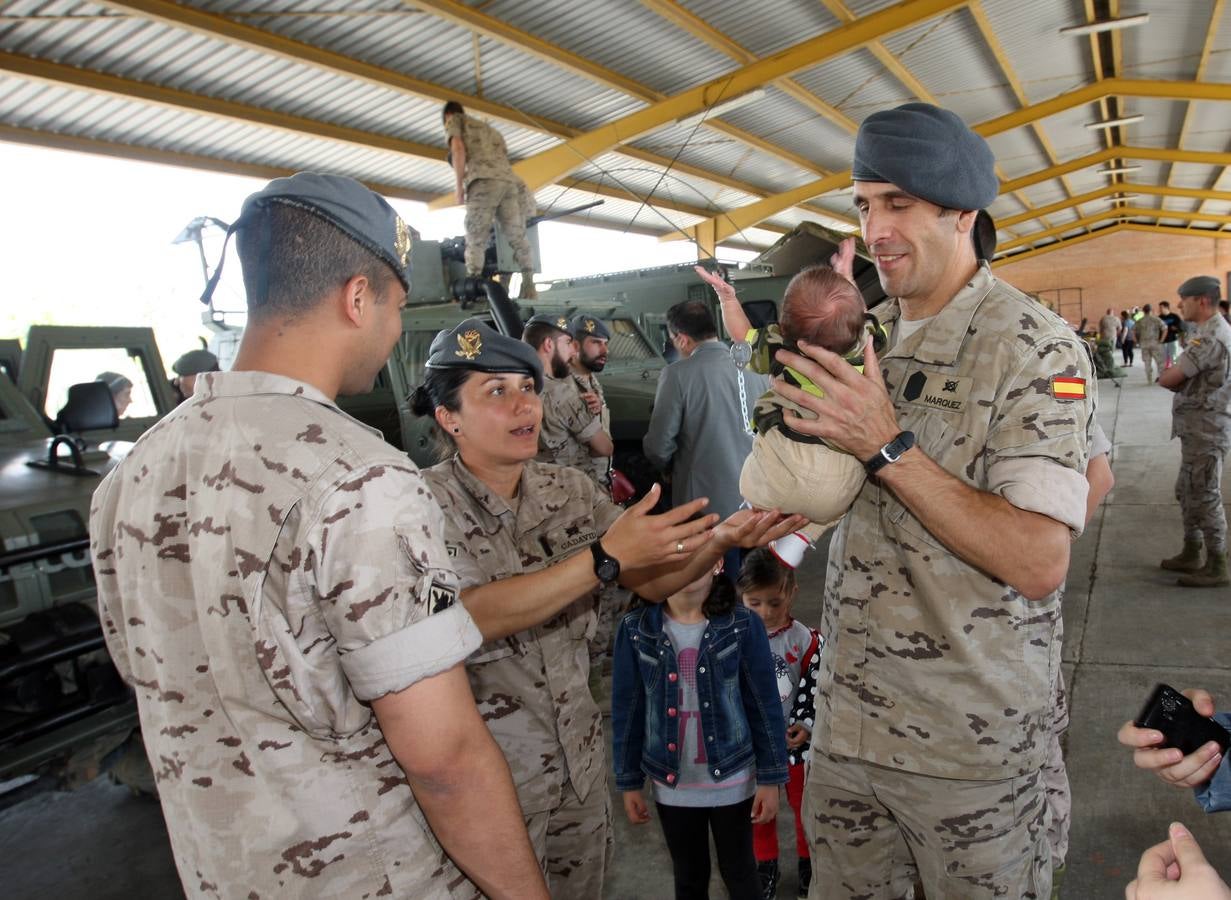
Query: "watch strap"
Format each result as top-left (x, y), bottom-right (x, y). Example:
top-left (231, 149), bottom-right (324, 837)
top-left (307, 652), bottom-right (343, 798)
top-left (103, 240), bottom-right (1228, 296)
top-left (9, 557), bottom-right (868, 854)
top-left (864, 430), bottom-right (916, 476)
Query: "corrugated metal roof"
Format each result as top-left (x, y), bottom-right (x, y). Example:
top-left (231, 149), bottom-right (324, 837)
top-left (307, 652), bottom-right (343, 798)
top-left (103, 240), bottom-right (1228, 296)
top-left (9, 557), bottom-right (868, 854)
top-left (0, 0), bottom-right (1223, 256)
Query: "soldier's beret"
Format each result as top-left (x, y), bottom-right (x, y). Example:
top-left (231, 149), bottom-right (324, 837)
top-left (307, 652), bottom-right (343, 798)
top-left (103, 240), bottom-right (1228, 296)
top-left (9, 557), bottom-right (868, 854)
top-left (1177, 275), bottom-right (1221, 298)
top-left (522, 313), bottom-right (572, 336)
top-left (569, 315), bottom-right (611, 341)
top-left (205, 172), bottom-right (415, 305)
top-left (172, 349), bottom-right (220, 376)
top-left (852, 103), bottom-right (998, 211)
top-left (427, 318), bottom-right (544, 392)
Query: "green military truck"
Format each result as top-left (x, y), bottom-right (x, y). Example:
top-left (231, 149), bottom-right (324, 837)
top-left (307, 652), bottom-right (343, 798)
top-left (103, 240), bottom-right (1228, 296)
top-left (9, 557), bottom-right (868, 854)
top-left (1, 326), bottom-right (178, 797)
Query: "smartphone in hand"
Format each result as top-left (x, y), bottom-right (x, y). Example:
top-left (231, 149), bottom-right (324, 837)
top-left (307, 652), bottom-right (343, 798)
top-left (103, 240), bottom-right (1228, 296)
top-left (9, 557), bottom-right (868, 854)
top-left (1135, 683), bottom-right (1231, 756)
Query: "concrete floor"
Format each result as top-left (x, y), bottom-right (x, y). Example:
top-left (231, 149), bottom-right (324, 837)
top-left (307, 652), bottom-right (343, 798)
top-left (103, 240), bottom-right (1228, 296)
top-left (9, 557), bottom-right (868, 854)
top-left (2, 363), bottom-right (1229, 899)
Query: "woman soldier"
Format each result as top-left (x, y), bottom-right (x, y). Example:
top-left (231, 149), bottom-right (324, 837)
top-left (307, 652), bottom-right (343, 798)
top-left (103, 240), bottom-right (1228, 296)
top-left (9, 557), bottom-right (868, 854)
top-left (411, 319), bottom-right (802, 900)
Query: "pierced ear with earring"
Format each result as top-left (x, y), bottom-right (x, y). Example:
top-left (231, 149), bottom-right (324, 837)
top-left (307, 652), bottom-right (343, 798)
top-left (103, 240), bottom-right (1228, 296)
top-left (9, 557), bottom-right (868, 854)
top-left (453, 427), bottom-right (461, 434)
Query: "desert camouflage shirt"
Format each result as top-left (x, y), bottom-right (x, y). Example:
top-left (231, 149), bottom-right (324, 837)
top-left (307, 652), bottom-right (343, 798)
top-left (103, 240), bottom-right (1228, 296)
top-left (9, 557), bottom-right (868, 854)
top-left (537, 373), bottom-right (603, 472)
top-left (422, 457), bottom-right (622, 816)
top-left (90, 371), bottom-right (481, 899)
top-left (1135, 313), bottom-right (1166, 347)
top-left (1173, 312), bottom-right (1231, 444)
top-left (813, 264), bottom-right (1096, 780)
top-left (445, 114), bottom-right (518, 188)
top-left (570, 368), bottom-right (612, 487)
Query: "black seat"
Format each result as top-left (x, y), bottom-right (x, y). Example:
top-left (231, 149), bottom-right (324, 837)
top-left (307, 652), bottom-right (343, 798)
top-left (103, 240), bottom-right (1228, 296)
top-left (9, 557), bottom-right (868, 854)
top-left (55, 382), bottom-right (118, 434)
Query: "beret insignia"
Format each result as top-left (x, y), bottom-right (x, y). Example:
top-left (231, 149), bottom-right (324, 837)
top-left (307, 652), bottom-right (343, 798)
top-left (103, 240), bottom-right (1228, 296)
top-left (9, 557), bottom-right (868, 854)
top-left (394, 216), bottom-right (413, 268)
top-left (455, 329), bottom-right (482, 360)
top-left (585, 319), bottom-right (596, 333)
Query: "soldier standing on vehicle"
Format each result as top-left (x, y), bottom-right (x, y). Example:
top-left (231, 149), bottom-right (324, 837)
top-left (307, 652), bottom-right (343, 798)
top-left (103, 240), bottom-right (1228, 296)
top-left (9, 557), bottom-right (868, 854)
top-left (443, 101), bottom-right (537, 299)
top-left (1136, 303), bottom-right (1166, 384)
top-left (523, 313), bottom-right (613, 471)
top-left (772, 103), bottom-right (1095, 899)
top-left (90, 173), bottom-right (548, 900)
top-left (1158, 275), bottom-right (1231, 588)
top-left (569, 314), bottom-right (614, 490)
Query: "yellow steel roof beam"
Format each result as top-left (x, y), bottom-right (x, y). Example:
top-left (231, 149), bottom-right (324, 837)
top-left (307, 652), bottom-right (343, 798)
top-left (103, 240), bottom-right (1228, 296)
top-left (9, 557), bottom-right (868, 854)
top-left (1000, 206), bottom-right (1231, 252)
top-left (997, 183), bottom-right (1231, 230)
top-left (685, 82), bottom-right (1231, 244)
top-left (507, 0), bottom-right (969, 193)
top-left (408, 0), bottom-right (854, 208)
top-left (1183, 0), bottom-right (1228, 227)
top-left (994, 221), bottom-right (1227, 267)
top-left (98, 0), bottom-right (789, 222)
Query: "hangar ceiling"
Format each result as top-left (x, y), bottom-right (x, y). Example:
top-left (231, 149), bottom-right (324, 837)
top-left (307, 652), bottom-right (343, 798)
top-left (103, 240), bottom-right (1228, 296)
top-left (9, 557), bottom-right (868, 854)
top-left (1, 0), bottom-right (1229, 264)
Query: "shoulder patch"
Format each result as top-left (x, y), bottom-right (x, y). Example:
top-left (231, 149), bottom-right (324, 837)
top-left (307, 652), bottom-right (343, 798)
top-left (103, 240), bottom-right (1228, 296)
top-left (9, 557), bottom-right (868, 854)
top-left (1050, 376), bottom-right (1087, 400)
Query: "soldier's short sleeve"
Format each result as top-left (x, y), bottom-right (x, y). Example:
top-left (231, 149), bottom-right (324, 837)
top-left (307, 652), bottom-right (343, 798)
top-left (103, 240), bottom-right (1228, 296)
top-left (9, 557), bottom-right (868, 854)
top-left (311, 463), bottom-right (481, 701)
top-left (1179, 335), bottom-right (1226, 378)
top-left (984, 335), bottom-right (1093, 535)
top-left (562, 390), bottom-right (603, 442)
top-left (1090, 421), bottom-right (1112, 459)
top-left (444, 116), bottom-right (463, 141)
top-left (586, 475), bottom-right (623, 534)
top-left (89, 475), bottom-right (134, 684)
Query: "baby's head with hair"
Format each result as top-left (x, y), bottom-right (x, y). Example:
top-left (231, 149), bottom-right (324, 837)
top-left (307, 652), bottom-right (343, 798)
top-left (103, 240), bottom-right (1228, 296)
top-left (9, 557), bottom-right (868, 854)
top-left (780, 265), bottom-right (867, 355)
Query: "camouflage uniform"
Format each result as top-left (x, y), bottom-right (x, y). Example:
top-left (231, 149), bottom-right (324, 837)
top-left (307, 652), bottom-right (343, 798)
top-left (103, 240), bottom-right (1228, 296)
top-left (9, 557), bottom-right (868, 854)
top-left (803, 264), bottom-right (1096, 899)
top-left (422, 456), bottom-right (624, 900)
top-left (1136, 312), bottom-right (1166, 382)
top-left (570, 369), bottom-right (612, 489)
top-left (1172, 313), bottom-right (1231, 554)
top-left (538, 373), bottom-right (603, 471)
top-left (90, 371), bottom-right (482, 899)
top-left (444, 113), bottom-right (533, 276)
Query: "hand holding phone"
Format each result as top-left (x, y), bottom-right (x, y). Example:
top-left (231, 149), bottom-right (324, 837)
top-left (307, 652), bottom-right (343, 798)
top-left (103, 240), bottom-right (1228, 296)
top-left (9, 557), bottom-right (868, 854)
top-left (1118, 684), bottom-right (1228, 789)
top-left (1135, 684), bottom-right (1230, 756)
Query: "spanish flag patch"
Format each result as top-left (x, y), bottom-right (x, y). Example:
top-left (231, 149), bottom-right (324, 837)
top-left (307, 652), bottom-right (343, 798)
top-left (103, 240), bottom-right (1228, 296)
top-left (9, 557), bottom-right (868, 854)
top-left (1051, 376), bottom-right (1087, 400)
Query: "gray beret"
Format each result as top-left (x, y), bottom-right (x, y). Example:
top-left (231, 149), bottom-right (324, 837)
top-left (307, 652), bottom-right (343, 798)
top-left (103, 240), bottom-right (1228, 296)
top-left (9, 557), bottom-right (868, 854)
top-left (201, 172), bottom-right (415, 306)
top-left (427, 318), bottom-right (543, 392)
top-left (852, 102), bottom-right (998, 211)
top-left (1177, 275), bottom-right (1221, 298)
top-left (522, 313), bottom-right (572, 336)
top-left (570, 314), bottom-right (611, 341)
top-left (172, 349), bottom-right (220, 376)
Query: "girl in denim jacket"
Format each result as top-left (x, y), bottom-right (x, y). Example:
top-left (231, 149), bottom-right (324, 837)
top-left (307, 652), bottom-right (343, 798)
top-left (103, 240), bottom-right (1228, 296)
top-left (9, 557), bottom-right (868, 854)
top-left (612, 563), bottom-right (789, 900)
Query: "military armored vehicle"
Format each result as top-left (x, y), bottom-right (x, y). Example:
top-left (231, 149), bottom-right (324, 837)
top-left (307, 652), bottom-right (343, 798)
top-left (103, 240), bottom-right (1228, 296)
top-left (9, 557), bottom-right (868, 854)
top-left (0, 326), bottom-right (177, 796)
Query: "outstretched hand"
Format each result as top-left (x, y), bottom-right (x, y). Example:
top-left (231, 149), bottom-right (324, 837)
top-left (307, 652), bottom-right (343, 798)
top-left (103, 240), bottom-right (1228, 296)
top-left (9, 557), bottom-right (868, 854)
top-left (773, 337), bottom-right (901, 461)
top-left (1117, 689), bottom-right (1224, 788)
top-left (602, 484), bottom-right (718, 569)
top-left (694, 265), bottom-right (751, 343)
top-left (714, 508), bottom-right (808, 551)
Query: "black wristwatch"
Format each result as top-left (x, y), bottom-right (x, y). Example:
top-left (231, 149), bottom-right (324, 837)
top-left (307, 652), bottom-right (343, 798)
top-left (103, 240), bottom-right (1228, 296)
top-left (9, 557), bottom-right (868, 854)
top-left (864, 430), bottom-right (916, 476)
top-left (590, 540), bottom-right (621, 585)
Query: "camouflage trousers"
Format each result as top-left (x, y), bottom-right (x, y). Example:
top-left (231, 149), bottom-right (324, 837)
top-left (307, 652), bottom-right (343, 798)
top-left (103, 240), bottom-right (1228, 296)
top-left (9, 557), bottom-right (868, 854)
top-left (1176, 436), bottom-right (1228, 553)
top-left (1139, 344), bottom-right (1164, 382)
top-left (523, 777), bottom-right (613, 900)
top-left (1044, 670), bottom-right (1071, 866)
top-left (802, 751), bottom-right (1051, 900)
top-left (463, 177), bottom-right (533, 276)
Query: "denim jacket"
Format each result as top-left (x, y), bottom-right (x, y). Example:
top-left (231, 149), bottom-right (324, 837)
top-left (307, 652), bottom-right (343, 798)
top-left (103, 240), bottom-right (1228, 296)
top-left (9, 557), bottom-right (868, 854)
top-left (611, 603), bottom-right (789, 792)
top-left (1194, 713), bottom-right (1231, 814)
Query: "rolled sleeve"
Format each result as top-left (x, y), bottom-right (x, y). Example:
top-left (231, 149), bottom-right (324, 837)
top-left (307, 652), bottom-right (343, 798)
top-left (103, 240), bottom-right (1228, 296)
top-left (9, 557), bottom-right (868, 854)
top-left (1090, 421), bottom-right (1112, 459)
top-left (576, 413), bottom-right (603, 443)
top-left (343, 604), bottom-right (482, 701)
top-left (986, 456), bottom-right (1090, 536)
top-left (313, 463), bottom-right (474, 698)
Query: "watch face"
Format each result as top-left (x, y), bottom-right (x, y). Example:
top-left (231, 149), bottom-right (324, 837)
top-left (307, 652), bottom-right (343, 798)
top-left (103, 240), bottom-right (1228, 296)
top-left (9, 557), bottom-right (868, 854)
top-left (597, 559), bottom-right (620, 582)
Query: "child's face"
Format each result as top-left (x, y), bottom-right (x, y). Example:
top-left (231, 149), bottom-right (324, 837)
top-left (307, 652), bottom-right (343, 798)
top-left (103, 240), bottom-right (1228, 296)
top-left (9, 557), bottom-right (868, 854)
top-left (742, 583), bottom-right (794, 631)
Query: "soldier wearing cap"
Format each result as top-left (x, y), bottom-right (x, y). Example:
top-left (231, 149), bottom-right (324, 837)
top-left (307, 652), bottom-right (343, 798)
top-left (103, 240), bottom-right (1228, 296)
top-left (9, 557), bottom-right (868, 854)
top-left (1157, 275), bottom-right (1231, 587)
top-left (1135, 303), bottom-right (1167, 383)
top-left (772, 103), bottom-right (1096, 898)
top-left (169, 348), bottom-right (220, 404)
top-left (523, 313), bottom-right (614, 473)
top-left (442, 101), bottom-right (537, 299)
top-left (409, 318), bottom-right (800, 898)
top-left (90, 173), bottom-right (550, 899)
top-left (568, 314), bottom-right (615, 489)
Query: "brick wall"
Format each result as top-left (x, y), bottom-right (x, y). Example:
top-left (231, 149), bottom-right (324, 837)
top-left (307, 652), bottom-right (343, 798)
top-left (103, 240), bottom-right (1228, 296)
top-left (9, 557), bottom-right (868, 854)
top-left (993, 229), bottom-right (1231, 326)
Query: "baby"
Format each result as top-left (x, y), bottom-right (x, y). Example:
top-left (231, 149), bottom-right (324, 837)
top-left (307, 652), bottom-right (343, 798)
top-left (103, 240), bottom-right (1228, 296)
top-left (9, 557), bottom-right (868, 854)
top-left (696, 260), bottom-right (881, 534)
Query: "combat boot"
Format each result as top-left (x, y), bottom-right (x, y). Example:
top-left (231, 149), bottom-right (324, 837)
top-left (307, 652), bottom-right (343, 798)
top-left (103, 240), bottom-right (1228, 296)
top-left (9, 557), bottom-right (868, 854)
top-left (1160, 540), bottom-right (1204, 572)
top-left (518, 270), bottom-right (538, 300)
top-left (1177, 552), bottom-right (1230, 588)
